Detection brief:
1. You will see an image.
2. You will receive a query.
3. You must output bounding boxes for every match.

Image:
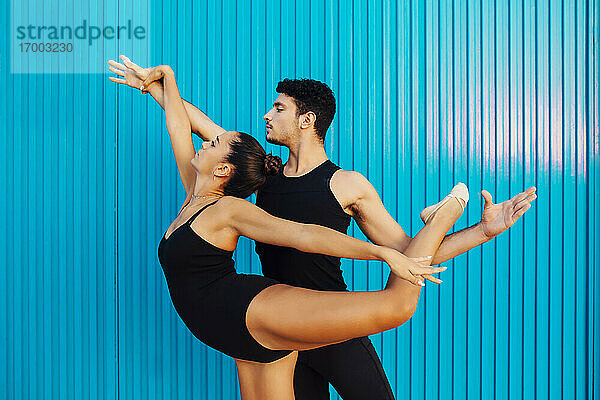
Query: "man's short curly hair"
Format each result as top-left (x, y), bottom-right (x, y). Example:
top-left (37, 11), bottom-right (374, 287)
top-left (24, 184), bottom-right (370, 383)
top-left (276, 78), bottom-right (336, 141)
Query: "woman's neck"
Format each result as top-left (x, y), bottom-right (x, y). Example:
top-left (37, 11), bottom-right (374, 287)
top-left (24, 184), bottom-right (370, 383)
top-left (192, 173), bottom-right (224, 199)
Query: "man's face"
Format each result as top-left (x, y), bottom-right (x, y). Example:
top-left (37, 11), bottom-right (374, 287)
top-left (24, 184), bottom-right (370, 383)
top-left (263, 94), bottom-right (300, 146)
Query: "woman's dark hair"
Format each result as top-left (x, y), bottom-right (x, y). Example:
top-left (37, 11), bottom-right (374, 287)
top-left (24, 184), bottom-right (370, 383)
top-left (222, 132), bottom-right (283, 198)
top-left (276, 78), bottom-right (336, 141)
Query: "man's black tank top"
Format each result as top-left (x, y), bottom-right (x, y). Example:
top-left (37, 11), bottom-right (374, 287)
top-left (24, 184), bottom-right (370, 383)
top-left (255, 160), bottom-right (352, 291)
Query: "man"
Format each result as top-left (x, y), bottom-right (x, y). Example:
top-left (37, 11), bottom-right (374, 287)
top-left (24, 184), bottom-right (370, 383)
top-left (110, 57), bottom-right (537, 399)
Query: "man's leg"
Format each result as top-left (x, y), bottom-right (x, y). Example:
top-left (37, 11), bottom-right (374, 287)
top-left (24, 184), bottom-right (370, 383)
top-left (293, 351), bottom-right (331, 400)
top-left (295, 337), bottom-right (395, 400)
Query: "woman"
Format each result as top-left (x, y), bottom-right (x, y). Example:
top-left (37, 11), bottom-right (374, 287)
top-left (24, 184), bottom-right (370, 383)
top-left (108, 58), bottom-right (468, 399)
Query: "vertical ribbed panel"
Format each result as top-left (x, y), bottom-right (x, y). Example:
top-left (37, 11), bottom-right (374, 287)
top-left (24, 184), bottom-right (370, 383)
top-left (1, 0), bottom-right (598, 399)
top-left (3, 1), bottom-right (120, 400)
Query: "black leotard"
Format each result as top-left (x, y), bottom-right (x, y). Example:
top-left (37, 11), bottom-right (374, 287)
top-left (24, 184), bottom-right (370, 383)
top-left (157, 200), bottom-right (292, 363)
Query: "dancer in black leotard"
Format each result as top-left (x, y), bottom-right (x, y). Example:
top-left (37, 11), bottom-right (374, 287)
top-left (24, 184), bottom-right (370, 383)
top-left (158, 200), bottom-right (292, 363)
top-left (109, 60), bottom-right (469, 399)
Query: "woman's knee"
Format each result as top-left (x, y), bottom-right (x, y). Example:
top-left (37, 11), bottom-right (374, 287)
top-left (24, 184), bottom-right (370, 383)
top-left (380, 295), bottom-right (418, 328)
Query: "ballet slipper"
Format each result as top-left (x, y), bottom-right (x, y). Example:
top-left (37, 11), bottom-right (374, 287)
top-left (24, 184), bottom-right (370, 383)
top-left (420, 182), bottom-right (469, 224)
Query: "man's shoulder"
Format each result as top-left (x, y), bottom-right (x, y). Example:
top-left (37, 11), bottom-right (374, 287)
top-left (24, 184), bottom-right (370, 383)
top-left (330, 169), bottom-right (375, 210)
top-left (331, 168), bottom-right (371, 190)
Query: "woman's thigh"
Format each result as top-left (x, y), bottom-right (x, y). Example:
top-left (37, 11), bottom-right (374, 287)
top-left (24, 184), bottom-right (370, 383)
top-left (245, 284), bottom-right (403, 351)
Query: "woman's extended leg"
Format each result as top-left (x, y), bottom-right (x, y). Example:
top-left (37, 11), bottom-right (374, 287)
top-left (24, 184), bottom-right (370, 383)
top-left (246, 193), bottom-right (464, 351)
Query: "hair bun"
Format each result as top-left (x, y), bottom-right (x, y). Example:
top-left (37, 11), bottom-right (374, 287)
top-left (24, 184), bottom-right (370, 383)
top-left (264, 153), bottom-right (283, 176)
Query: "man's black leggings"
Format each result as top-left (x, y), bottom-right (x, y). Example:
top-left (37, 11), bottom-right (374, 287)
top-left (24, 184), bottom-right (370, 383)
top-left (293, 336), bottom-right (395, 400)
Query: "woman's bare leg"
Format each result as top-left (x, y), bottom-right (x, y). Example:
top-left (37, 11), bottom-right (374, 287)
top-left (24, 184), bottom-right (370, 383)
top-left (235, 351), bottom-right (298, 400)
top-left (381, 196), bottom-right (461, 300)
top-left (246, 196), bottom-right (464, 351)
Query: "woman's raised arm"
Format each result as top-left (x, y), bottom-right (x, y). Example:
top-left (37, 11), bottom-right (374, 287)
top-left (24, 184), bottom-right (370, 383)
top-left (108, 56), bottom-right (224, 142)
top-left (142, 64), bottom-right (197, 196)
top-left (221, 197), bottom-right (445, 285)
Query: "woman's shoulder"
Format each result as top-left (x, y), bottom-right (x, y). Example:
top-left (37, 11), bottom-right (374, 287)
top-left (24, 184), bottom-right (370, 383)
top-left (218, 195), bottom-right (248, 206)
top-left (212, 196), bottom-right (263, 228)
top-left (215, 196), bottom-right (256, 213)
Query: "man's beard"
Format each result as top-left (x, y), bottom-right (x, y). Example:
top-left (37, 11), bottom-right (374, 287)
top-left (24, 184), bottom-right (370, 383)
top-left (266, 131), bottom-right (290, 146)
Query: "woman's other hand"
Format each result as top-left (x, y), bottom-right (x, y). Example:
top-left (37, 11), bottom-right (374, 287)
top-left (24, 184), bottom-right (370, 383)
top-left (381, 248), bottom-right (446, 286)
top-left (140, 64), bottom-right (174, 90)
top-left (107, 55), bottom-right (155, 93)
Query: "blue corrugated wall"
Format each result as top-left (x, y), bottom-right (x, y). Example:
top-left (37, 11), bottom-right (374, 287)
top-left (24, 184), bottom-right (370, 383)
top-left (1, 0), bottom-right (599, 399)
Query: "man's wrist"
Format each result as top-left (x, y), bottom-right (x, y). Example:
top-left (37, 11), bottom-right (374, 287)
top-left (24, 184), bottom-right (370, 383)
top-left (475, 221), bottom-right (494, 242)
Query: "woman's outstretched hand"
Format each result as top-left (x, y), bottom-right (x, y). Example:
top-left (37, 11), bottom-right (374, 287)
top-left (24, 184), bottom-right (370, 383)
top-left (140, 65), bottom-right (174, 90)
top-left (382, 249), bottom-right (447, 286)
top-left (107, 55), bottom-right (152, 92)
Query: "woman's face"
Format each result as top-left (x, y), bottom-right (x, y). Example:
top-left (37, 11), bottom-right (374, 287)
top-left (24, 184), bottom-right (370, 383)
top-left (191, 131), bottom-right (236, 175)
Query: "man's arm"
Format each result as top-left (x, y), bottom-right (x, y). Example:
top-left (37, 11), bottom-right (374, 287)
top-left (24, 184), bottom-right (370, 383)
top-left (432, 186), bottom-right (536, 263)
top-left (424, 223), bottom-right (490, 264)
top-left (330, 170), bottom-right (537, 265)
